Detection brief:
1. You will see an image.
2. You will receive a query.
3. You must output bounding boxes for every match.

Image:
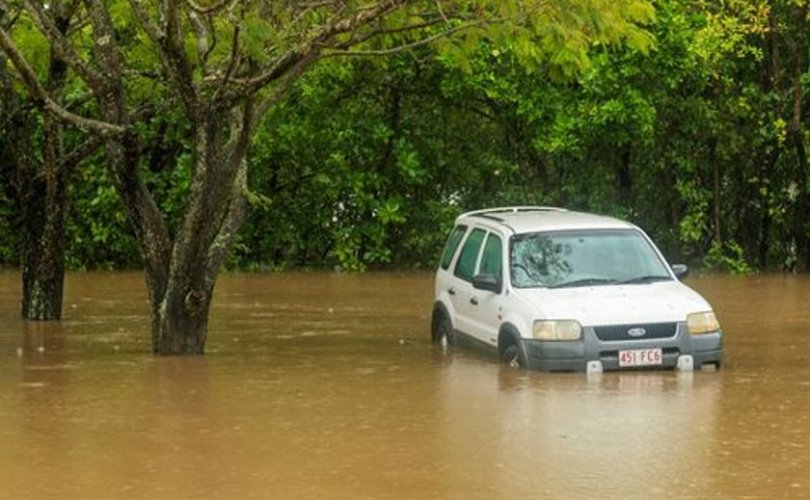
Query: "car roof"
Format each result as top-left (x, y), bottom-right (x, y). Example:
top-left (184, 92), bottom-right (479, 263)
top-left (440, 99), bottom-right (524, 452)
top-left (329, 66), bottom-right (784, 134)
top-left (456, 207), bottom-right (636, 234)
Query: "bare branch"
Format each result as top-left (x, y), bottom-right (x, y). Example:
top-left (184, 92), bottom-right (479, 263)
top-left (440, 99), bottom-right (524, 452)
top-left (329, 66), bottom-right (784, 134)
top-left (233, 0), bottom-right (409, 99)
top-left (291, 0), bottom-right (335, 27)
top-left (129, 0), bottom-right (166, 43)
top-left (187, 0), bottom-right (234, 16)
top-left (187, 9), bottom-right (209, 71)
top-left (320, 20), bottom-right (485, 57)
top-left (19, 0), bottom-right (106, 90)
top-left (160, 0), bottom-right (202, 121)
top-left (0, 1), bottom-right (22, 29)
top-left (63, 136), bottom-right (102, 168)
top-left (124, 68), bottom-right (162, 79)
top-left (435, 0), bottom-right (449, 25)
top-left (213, 21), bottom-right (241, 101)
top-left (0, 26), bottom-right (125, 135)
top-left (322, 17), bottom-right (445, 51)
top-left (130, 0), bottom-right (200, 121)
top-left (203, 13), bottom-right (217, 65)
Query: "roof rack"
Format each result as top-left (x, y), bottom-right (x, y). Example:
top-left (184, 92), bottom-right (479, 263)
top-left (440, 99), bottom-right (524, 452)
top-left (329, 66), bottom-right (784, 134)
top-left (458, 206), bottom-right (567, 221)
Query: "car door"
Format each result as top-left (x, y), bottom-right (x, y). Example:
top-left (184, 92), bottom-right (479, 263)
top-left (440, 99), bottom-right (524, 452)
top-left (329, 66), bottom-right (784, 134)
top-left (449, 227), bottom-right (487, 339)
top-left (466, 232), bottom-right (505, 347)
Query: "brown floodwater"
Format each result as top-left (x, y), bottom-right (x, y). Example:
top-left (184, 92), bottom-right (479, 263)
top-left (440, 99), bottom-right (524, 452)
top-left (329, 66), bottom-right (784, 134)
top-left (1, 271), bottom-right (810, 499)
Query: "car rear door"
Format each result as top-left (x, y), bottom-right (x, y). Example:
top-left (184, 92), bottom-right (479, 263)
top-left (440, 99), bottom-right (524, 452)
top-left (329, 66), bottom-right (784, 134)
top-left (466, 232), bottom-right (505, 347)
top-left (449, 227), bottom-right (487, 338)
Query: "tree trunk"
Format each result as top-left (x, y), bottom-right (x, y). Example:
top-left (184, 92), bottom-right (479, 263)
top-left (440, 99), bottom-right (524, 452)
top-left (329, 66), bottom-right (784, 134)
top-left (155, 284), bottom-right (212, 355)
top-left (20, 151), bottom-right (66, 320)
top-left (19, 5), bottom-right (71, 321)
top-left (789, 4), bottom-right (809, 272)
top-left (617, 144), bottom-right (633, 209)
top-left (21, 95), bottom-right (67, 320)
top-left (84, 9), bottom-right (247, 356)
top-left (710, 138), bottom-right (722, 246)
top-left (159, 110), bottom-right (249, 354)
top-left (97, 114), bottom-right (244, 355)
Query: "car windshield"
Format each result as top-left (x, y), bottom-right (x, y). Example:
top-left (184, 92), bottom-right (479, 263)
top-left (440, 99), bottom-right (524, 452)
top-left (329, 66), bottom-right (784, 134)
top-left (510, 229), bottom-right (672, 289)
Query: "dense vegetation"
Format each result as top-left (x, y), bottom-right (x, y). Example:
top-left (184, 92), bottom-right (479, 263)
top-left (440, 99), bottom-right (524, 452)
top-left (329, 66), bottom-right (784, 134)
top-left (2, 0), bottom-right (659, 353)
top-left (2, 0), bottom-right (808, 278)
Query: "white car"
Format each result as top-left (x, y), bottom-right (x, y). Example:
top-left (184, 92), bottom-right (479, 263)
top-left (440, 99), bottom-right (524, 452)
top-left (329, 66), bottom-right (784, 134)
top-left (431, 207), bottom-right (723, 372)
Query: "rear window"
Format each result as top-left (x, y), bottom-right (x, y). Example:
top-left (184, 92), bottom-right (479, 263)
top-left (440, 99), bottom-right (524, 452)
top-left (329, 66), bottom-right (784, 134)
top-left (440, 225), bottom-right (467, 270)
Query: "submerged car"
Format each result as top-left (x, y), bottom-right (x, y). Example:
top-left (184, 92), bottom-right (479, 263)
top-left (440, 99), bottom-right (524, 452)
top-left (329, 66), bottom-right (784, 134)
top-left (431, 207), bottom-right (723, 372)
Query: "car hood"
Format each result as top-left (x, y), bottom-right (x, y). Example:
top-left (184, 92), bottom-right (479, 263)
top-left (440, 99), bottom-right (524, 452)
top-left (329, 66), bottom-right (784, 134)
top-left (513, 281), bottom-right (712, 326)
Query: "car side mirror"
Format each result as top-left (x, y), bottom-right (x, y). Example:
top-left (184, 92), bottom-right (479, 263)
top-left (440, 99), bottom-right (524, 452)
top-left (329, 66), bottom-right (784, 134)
top-left (472, 273), bottom-right (501, 293)
top-left (672, 264), bottom-right (689, 279)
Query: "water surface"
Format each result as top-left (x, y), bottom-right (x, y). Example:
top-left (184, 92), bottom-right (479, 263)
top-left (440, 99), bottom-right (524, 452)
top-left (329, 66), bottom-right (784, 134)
top-left (1, 271), bottom-right (809, 499)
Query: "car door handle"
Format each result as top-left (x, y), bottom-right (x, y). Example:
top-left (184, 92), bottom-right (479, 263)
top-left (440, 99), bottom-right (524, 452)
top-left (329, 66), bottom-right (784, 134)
top-left (470, 297), bottom-right (478, 305)
top-left (448, 288), bottom-right (456, 296)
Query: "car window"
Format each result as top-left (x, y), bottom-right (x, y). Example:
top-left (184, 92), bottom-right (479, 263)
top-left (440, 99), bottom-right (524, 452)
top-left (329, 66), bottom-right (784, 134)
top-left (510, 229), bottom-right (671, 288)
top-left (479, 233), bottom-right (503, 283)
top-left (440, 225), bottom-right (467, 270)
top-left (454, 228), bottom-right (486, 282)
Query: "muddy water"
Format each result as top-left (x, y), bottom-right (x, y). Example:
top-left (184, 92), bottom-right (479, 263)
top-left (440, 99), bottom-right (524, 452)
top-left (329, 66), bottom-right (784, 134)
top-left (1, 271), bottom-right (810, 499)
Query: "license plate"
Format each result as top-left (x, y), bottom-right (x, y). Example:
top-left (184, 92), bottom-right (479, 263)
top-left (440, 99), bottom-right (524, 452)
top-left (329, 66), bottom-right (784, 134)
top-left (619, 348), bottom-right (662, 367)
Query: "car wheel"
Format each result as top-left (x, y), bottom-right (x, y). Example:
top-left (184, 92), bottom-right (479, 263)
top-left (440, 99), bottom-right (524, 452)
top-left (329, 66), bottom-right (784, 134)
top-left (500, 342), bottom-right (526, 369)
top-left (432, 312), bottom-right (455, 346)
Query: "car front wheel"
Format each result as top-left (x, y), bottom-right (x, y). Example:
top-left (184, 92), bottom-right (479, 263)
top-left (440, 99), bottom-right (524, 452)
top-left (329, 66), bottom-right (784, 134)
top-left (500, 341), bottom-right (527, 369)
top-left (432, 312), bottom-right (455, 346)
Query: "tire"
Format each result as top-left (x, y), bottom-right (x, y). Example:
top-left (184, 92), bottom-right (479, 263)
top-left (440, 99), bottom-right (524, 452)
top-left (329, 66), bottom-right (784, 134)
top-left (432, 312), bottom-right (455, 346)
top-left (500, 339), bottom-right (526, 369)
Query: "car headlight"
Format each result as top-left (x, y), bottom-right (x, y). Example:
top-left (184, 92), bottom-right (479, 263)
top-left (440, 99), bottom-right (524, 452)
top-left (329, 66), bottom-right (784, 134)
top-left (533, 320), bottom-right (582, 341)
top-left (686, 311), bottom-right (720, 335)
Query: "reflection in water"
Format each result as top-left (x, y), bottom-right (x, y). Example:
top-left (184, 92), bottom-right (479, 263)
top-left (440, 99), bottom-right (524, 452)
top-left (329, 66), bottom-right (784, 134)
top-left (0, 272), bottom-right (809, 499)
top-left (438, 359), bottom-right (721, 499)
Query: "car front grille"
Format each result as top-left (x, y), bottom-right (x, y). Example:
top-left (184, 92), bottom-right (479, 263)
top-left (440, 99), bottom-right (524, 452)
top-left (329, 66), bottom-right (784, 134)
top-left (593, 322), bottom-right (678, 341)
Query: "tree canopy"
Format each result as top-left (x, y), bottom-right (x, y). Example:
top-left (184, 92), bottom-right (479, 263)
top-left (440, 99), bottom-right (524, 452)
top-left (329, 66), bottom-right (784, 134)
top-left (1, 0), bottom-right (661, 353)
top-left (1, 0), bottom-right (808, 280)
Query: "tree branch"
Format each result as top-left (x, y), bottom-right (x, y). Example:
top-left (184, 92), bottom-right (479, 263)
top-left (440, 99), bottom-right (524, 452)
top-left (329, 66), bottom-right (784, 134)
top-left (187, 8), bottom-right (211, 72)
top-left (251, 54), bottom-right (317, 130)
top-left (233, 0), bottom-right (409, 100)
top-left (320, 17), bottom-right (446, 52)
top-left (62, 101), bottom-right (157, 168)
top-left (320, 21), bottom-right (482, 58)
top-left (187, 0), bottom-right (234, 16)
top-left (204, 155), bottom-right (247, 280)
top-left (63, 136), bottom-right (102, 168)
top-left (18, 0), bottom-right (106, 90)
top-left (203, 99), bottom-right (256, 280)
top-left (129, 0), bottom-right (165, 43)
top-left (160, 0), bottom-right (202, 121)
top-left (435, 0), bottom-right (450, 25)
top-left (0, 26), bottom-right (125, 135)
top-left (212, 18), bottom-right (240, 101)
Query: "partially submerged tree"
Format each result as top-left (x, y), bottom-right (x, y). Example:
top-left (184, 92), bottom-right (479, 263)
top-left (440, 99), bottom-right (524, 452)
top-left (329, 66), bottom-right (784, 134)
top-left (1, 2), bottom-right (98, 320)
top-left (0, 0), bottom-right (654, 354)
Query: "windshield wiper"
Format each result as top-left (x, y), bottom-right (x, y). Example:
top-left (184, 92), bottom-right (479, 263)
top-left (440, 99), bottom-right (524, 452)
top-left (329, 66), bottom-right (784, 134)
top-left (548, 278), bottom-right (618, 289)
top-left (618, 275), bottom-right (672, 285)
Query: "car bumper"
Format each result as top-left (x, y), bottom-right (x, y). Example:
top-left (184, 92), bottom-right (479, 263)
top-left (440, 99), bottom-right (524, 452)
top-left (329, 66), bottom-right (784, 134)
top-left (520, 322), bottom-right (723, 372)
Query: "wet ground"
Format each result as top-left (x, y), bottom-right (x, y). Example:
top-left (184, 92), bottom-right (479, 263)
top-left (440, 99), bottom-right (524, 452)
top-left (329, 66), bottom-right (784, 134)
top-left (1, 271), bottom-right (810, 499)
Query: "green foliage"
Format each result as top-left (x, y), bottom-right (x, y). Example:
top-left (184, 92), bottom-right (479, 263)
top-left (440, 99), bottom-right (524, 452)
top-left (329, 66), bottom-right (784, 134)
top-left (66, 154), bottom-right (141, 269)
top-left (704, 241), bottom-right (754, 275)
top-left (1, 0), bottom-right (809, 274)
